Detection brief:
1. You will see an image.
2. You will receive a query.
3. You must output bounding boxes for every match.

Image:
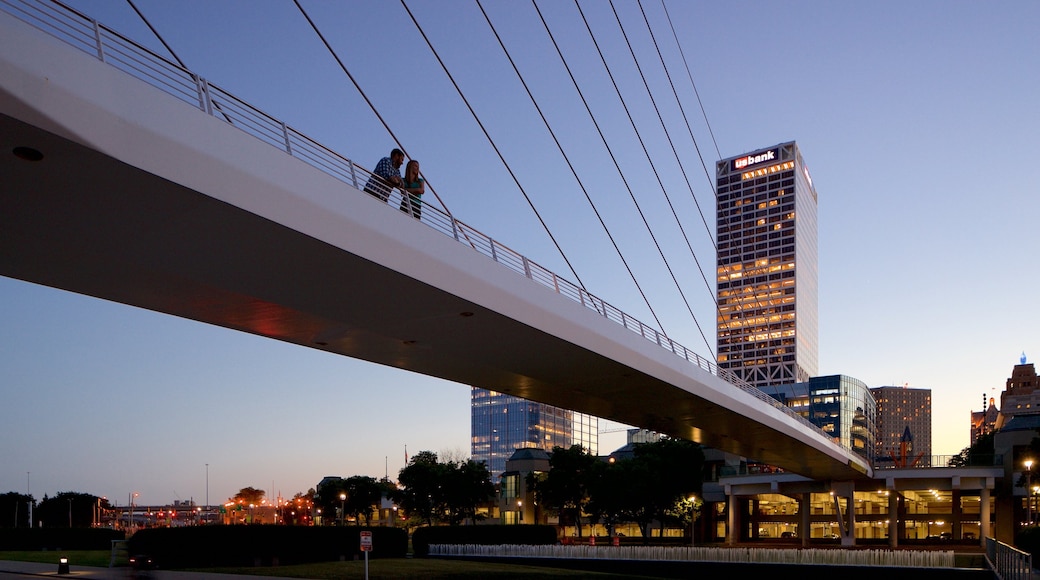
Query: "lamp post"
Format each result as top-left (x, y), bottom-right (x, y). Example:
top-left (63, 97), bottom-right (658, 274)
top-left (688, 495), bottom-right (697, 547)
top-left (1027, 460), bottom-right (1034, 526)
top-left (339, 493), bottom-right (346, 526)
top-left (517, 500), bottom-right (523, 524)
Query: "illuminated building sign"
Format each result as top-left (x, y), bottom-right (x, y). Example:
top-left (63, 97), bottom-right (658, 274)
top-left (732, 148), bottom-right (779, 171)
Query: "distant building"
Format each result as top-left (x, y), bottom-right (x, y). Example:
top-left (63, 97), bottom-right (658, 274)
top-left (498, 447), bottom-right (550, 525)
top-left (716, 141), bottom-right (819, 388)
top-left (971, 396), bottom-right (999, 445)
top-left (871, 386), bottom-right (932, 468)
top-left (996, 361), bottom-right (1040, 430)
top-left (470, 388), bottom-right (597, 480)
top-left (767, 375), bottom-right (876, 463)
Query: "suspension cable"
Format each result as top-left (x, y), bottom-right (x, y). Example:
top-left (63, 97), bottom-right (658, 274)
top-left (126, 0), bottom-right (184, 68)
top-left (476, 0), bottom-right (664, 332)
top-left (655, 2), bottom-right (779, 387)
top-left (635, 0), bottom-right (715, 248)
top-left (660, 0), bottom-right (721, 162)
top-left (399, 0), bottom-right (587, 291)
top-left (293, 0), bottom-right (456, 220)
top-left (572, 0), bottom-right (714, 358)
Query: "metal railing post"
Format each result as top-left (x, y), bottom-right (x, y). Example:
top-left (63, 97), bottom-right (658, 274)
top-left (90, 18), bottom-right (104, 61)
top-left (281, 121), bottom-right (292, 155)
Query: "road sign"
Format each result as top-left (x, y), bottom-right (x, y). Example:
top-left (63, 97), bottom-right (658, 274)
top-left (360, 530), bottom-right (373, 552)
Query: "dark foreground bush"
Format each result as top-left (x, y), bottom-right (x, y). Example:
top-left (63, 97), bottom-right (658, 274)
top-left (412, 525), bottom-right (558, 556)
top-left (0, 527), bottom-right (124, 550)
top-left (1016, 525), bottom-right (1040, 560)
top-left (127, 525), bottom-right (406, 568)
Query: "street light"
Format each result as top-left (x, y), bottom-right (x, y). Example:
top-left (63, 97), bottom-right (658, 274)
top-left (1026, 460), bottom-right (1035, 526)
top-left (688, 495), bottom-right (697, 547)
top-left (340, 493), bottom-right (346, 526)
top-left (517, 500), bottom-right (523, 524)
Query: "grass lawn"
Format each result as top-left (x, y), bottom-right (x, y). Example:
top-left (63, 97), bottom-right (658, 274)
top-left (0, 550), bottom-right (115, 567)
top-left (0, 551), bottom-right (648, 579)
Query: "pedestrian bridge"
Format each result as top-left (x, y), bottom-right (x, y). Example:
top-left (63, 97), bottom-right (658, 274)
top-left (0, 1), bottom-right (870, 481)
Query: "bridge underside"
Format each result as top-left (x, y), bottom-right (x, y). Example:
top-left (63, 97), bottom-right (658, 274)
top-left (0, 7), bottom-right (868, 482)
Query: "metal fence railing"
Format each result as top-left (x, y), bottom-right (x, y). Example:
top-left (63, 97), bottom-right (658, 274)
top-left (986, 537), bottom-right (1033, 580)
top-left (2, 0), bottom-right (850, 454)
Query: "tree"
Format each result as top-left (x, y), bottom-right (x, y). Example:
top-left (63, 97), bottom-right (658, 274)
top-left (441, 459), bottom-right (495, 525)
top-left (0, 492), bottom-right (34, 528)
top-left (314, 478), bottom-right (348, 525)
top-left (528, 445), bottom-right (598, 537)
top-left (232, 487), bottom-right (266, 506)
top-left (342, 475), bottom-right (384, 526)
top-left (631, 438), bottom-right (704, 540)
top-left (393, 450), bottom-right (443, 526)
top-left (35, 492), bottom-right (108, 528)
top-left (949, 432), bottom-right (996, 467)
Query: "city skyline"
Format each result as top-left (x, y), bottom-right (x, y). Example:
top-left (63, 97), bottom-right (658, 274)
top-left (2, 0), bottom-right (1039, 504)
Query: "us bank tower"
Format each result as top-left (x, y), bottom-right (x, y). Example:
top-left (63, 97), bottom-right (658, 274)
top-left (716, 141), bottom-right (818, 388)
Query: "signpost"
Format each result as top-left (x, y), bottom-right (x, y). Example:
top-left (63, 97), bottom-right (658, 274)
top-left (359, 531), bottom-right (372, 580)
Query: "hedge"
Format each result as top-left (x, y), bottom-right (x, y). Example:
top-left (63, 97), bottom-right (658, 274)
top-left (0, 528), bottom-right (124, 550)
top-left (127, 525), bottom-right (407, 568)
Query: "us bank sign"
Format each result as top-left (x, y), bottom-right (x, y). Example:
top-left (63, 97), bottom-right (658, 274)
top-left (732, 148), bottom-right (779, 171)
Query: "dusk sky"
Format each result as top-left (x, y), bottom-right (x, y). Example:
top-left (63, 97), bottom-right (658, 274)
top-left (2, 0), bottom-right (1039, 508)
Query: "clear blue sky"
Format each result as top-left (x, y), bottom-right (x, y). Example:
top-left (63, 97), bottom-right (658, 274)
top-left (2, 0), bottom-right (1038, 507)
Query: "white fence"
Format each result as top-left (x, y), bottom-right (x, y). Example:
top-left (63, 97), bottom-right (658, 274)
top-left (429, 543), bottom-right (957, 568)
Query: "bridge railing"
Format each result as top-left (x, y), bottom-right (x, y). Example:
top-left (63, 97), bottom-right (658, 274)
top-left (2, 0), bottom-right (844, 451)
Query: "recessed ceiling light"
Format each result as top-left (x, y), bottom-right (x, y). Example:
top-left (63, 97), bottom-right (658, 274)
top-left (13, 146), bottom-right (43, 161)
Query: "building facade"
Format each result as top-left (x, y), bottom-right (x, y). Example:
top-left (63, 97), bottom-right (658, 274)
top-left (872, 386), bottom-right (932, 467)
top-left (996, 360), bottom-right (1040, 430)
top-left (767, 375), bottom-right (877, 463)
top-left (716, 141), bottom-right (819, 388)
top-left (470, 388), bottom-right (598, 480)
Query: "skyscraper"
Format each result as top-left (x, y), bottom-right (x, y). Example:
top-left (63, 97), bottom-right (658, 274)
top-left (871, 385), bottom-right (932, 467)
top-left (716, 142), bottom-right (818, 388)
top-left (470, 388), bottom-right (598, 480)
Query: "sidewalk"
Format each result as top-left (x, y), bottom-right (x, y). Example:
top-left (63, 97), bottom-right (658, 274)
top-left (0, 560), bottom-right (291, 580)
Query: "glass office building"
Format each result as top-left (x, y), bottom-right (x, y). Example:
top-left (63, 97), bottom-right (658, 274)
top-left (716, 142), bottom-right (818, 388)
top-left (768, 375), bottom-right (877, 463)
top-left (471, 388), bottom-right (598, 480)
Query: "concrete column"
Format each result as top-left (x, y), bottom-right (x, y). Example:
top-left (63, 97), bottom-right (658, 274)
top-left (842, 494), bottom-right (856, 547)
top-left (980, 486), bottom-right (991, 548)
top-left (888, 492), bottom-right (898, 548)
top-left (800, 493), bottom-right (810, 548)
top-left (952, 489), bottom-right (962, 539)
top-left (727, 492), bottom-right (738, 546)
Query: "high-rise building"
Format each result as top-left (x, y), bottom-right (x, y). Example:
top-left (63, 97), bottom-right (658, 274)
top-left (716, 142), bottom-right (818, 388)
top-left (872, 386), bottom-right (932, 467)
top-left (470, 388), bottom-right (598, 480)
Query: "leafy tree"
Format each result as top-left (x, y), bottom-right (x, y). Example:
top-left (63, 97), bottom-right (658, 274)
top-left (393, 451), bottom-right (443, 526)
top-left (35, 492), bottom-right (109, 528)
top-left (232, 487), bottom-right (266, 506)
top-left (631, 438), bottom-right (704, 539)
top-left (585, 459), bottom-right (633, 538)
top-left (441, 459), bottom-right (495, 525)
top-left (0, 492), bottom-right (34, 528)
top-left (314, 478), bottom-right (349, 525)
top-left (342, 475), bottom-right (384, 526)
top-left (391, 451), bottom-right (494, 526)
top-left (949, 432), bottom-right (996, 467)
top-left (528, 445), bottom-right (598, 537)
